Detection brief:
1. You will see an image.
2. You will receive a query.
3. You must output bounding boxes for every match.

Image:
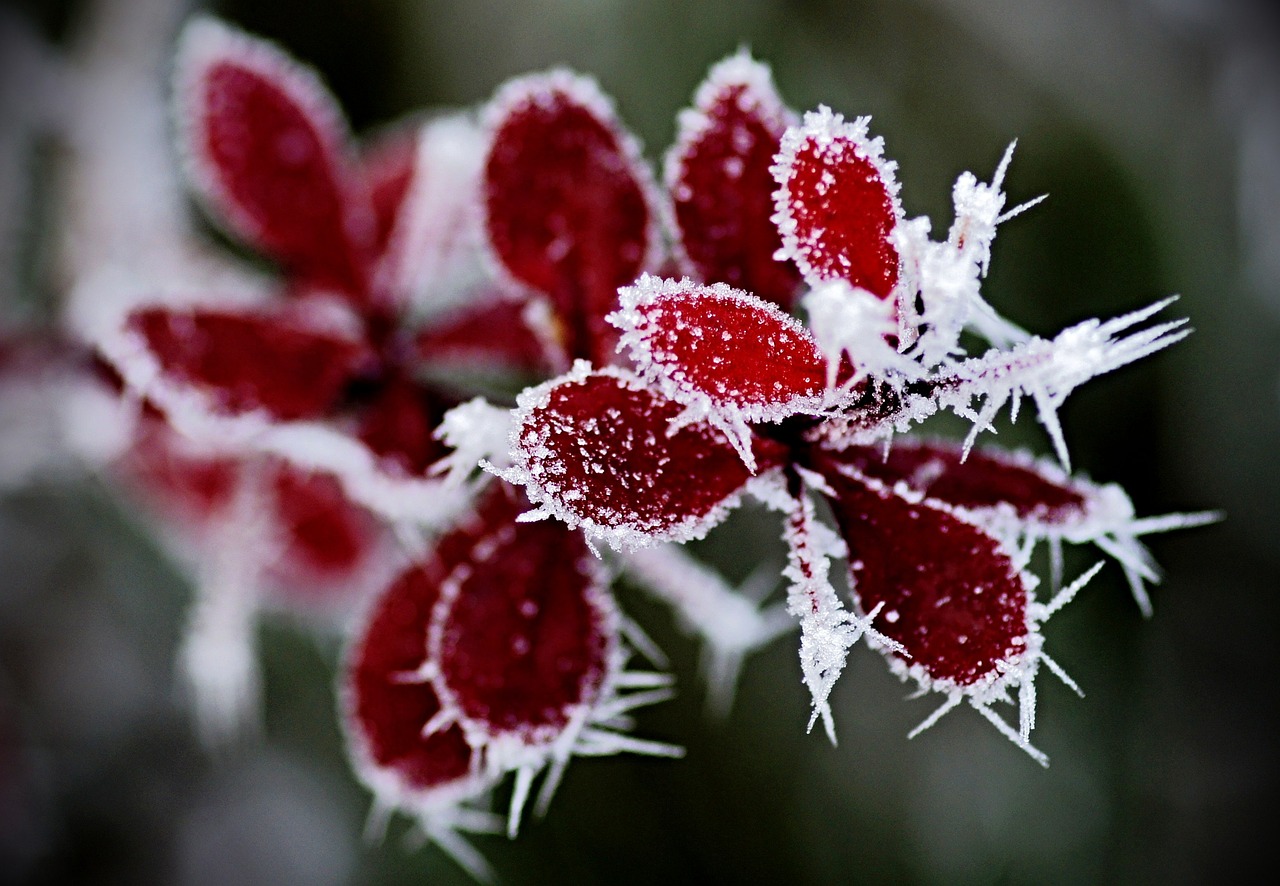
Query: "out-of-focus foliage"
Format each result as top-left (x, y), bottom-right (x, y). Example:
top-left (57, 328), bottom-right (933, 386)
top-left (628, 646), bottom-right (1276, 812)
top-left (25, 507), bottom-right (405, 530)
top-left (2, 0), bottom-right (1276, 883)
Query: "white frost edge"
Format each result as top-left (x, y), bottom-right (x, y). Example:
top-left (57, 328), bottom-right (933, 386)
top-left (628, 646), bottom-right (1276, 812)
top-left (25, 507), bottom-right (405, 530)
top-left (488, 360), bottom-right (767, 553)
top-left (476, 67), bottom-right (665, 304)
top-left (661, 48), bottom-right (797, 281)
top-left (770, 105), bottom-right (904, 290)
top-left (172, 16), bottom-right (371, 265)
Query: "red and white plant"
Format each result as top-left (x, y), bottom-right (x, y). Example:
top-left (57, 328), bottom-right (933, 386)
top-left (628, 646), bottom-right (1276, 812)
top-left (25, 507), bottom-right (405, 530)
top-left (87, 16), bottom-right (691, 868)
top-left (52, 12), bottom-right (1216, 878)
top-left (484, 66), bottom-right (1219, 760)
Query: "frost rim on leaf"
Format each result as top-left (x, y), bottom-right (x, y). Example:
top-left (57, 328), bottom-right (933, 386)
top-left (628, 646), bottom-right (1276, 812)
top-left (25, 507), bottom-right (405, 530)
top-left (770, 105), bottom-right (905, 291)
top-left (172, 16), bottom-right (370, 267)
top-left (476, 67), bottom-right (665, 307)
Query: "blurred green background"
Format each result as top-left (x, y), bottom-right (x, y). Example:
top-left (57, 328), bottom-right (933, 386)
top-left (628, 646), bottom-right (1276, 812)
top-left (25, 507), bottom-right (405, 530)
top-left (2, 0), bottom-right (1277, 884)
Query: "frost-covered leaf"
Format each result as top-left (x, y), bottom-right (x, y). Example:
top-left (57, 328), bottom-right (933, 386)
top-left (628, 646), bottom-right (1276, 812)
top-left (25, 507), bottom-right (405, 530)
top-left (482, 70), bottom-right (660, 364)
top-left (822, 438), bottom-right (1221, 616)
top-left (771, 106), bottom-right (902, 298)
top-left (497, 364), bottom-right (784, 550)
top-left (175, 17), bottom-right (376, 297)
top-left (428, 485), bottom-right (614, 749)
top-left (665, 51), bottom-right (799, 307)
top-left (121, 305), bottom-right (374, 421)
top-left (343, 561), bottom-right (490, 817)
top-left (611, 275), bottom-right (827, 459)
top-left (266, 464), bottom-right (384, 594)
top-left (353, 484), bottom-right (677, 838)
top-left (827, 439), bottom-right (1090, 525)
top-left (818, 463), bottom-right (1085, 762)
top-left (114, 414), bottom-right (240, 526)
top-left (819, 462), bottom-right (1033, 692)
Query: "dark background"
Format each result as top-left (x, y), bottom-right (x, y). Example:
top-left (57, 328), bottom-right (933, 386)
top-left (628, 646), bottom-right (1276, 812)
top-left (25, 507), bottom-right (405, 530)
top-left (2, 0), bottom-right (1277, 883)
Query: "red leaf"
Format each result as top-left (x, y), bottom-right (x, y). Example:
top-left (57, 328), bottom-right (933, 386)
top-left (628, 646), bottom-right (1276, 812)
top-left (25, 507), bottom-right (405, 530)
top-left (508, 367), bottom-right (784, 547)
top-left (360, 123), bottom-right (419, 257)
top-left (176, 19), bottom-right (376, 298)
top-left (820, 463), bottom-right (1032, 689)
top-left (126, 306), bottom-right (373, 422)
top-left (483, 71), bottom-right (658, 365)
top-left (344, 562), bottom-right (479, 801)
top-left (269, 464), bottom-right (381, 587)
top-left (666, 53), bottom-right (800, 307)
top-left (415, 294), bottom-right (550, 378)
top-left (355, 375), bottom-right (450, 477)
top-left (614, 276), bottom-right (827, 422)
top-left (822, 440), bottom-right (1089, 526)
top-left (772, 108), bottom-right (902, 299)
top-left (432, 485), bottom-right (614, 744)
top-left (115, 416), bottom-right (239, 524)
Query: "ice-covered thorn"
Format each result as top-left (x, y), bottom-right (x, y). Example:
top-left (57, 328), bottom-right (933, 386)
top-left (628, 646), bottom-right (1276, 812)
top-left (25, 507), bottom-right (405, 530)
top-left (618, 613), bottom-right (669, 668)
top-left (908, 693), bottom-right (962, 739)
top-left (1040, 651), bottom-right (1083, 698)
top-left (361, 798), bottom-right (393, 845)
top-left (1040, 560), bottom-right (1105, 620)
top-left (420, 820), bottom-right (498, 884)
top-left (506, 765), bottom-right (536, 838)
top-left (612, 670), bottom-right (676, 689)
top-left (420, 707), bottom-right (456, 738)
top-left (996, 193), bottom-right (1047, 225)
top-left (1127, 510), bottom-right (1224, 536)
top-left (971, 700), bottom-right (1049, 766)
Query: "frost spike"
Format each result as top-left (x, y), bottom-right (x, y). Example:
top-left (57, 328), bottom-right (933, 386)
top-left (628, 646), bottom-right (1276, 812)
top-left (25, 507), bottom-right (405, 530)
top-left (619, 543), bottom-right (794, 716)
top-left (935, 297), bottom-right (1191, 470)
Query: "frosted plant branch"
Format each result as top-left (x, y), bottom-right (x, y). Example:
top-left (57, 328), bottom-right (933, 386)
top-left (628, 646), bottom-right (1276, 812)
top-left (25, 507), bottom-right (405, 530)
top-left (934, 297), bottom-right (1190, 467)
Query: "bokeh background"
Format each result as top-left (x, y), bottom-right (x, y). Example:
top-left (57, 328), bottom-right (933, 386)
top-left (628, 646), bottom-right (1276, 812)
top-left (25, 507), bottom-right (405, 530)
top-left (2, 0), bottom-right (1277, 884)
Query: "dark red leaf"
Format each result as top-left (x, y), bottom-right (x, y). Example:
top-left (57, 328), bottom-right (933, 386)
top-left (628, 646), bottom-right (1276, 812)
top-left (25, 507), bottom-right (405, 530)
top-left (355, 375), bottom-right (450, 477)
top-left (433, 485), bottom-right (613, 742)
top-left (773, 109), bottom-right (901, 299)
top-left (667, 54), bottom-right (800, 307)
top-left (510, 368), bottom-right (785, 547)
top-left (345, 562), bottom-right (477, 798)
top-left (820, 464), bottom-right (1031, 688)
top-left (178, 20), bottom-right (376, 297)
top-left (615, 276), bottom-right (826, 421)
top-left (115, 416), bottom-right (239, 524)
top-left (415, 294), bottom-right (550, 378)
top-left (821, 440), bottom-right (1089, 526)
top-left (127, 306), bottom-right (373, 421)
top-left (483, 72), bottom-right (657, 365)
top-left (269, 464), bottom-right (381, 586)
